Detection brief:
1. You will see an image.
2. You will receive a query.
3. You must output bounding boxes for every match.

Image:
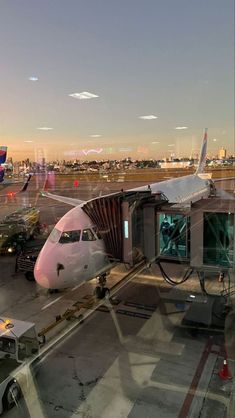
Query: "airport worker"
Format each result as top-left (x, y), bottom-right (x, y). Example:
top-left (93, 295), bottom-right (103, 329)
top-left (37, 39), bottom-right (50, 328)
top-left (160, 216), bottom-right (170, 246)
top-left (168, 218), bottom-right (181, 254)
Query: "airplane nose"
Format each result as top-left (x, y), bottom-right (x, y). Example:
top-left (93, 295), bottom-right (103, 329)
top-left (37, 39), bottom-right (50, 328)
top-left (34, 246), bottom-right (67, 289)
top-left (34, 265), bottom-right (52, 289)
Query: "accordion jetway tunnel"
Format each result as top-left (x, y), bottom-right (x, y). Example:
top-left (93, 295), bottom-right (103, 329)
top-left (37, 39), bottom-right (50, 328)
top-left (82, 189), bottom-right (168, 267)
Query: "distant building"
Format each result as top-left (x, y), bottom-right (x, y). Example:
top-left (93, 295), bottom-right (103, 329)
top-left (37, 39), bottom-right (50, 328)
top-left (218, 147), bottom-right (226, 160)
top-left (160, 161), bottom-right (191, 169)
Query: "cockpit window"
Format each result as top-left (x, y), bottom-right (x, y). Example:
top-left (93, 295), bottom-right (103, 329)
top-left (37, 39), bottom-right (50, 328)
top-left (59, 230), bottom-right (81, 244)
top-left (48, 228), bottom-right (61, 243)
top-left (82, 228), bottom-right (96, 241)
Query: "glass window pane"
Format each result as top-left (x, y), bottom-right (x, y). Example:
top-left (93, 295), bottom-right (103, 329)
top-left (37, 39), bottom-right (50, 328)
top-left (59, 230), bottom-right (81, 244)
top-left (48, 227), bottom-right (61, 243)
top-left (82, 228), bottom-right (96, 241)
top-left (203, 212), bottom-right (234, 267)
top-left (159, 213), bottom-right (188, 258)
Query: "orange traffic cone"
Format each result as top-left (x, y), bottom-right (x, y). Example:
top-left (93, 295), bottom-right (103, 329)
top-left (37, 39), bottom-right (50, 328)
top-left (218, 358), bottom-right (232, 380)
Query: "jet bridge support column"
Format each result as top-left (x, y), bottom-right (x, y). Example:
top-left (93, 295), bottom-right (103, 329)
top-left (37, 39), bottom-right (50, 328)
top-left (143, 206), bottom-right (156, 262)
top-left (122, 201), bottom-right (133, 265)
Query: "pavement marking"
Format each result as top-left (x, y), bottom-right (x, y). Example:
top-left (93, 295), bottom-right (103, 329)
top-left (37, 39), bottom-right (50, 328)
top-left (71, 284), bottom-right (81, 291)
top-left (41, 296), bottom-right (63, 310)
top-left (178, 338), bottom-right (213, 418)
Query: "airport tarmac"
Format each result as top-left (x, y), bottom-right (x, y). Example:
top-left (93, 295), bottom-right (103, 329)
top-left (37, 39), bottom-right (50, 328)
top-left (2, 267), bottom-right (235, 418)
top-left (1, 252), bottom-right (235, 417)
top-left (0, 172), bottom-right (235, 417)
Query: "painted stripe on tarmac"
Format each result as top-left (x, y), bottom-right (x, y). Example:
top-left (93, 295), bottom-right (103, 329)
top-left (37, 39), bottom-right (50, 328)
top-left (41, 296), bottom-right (63, 310)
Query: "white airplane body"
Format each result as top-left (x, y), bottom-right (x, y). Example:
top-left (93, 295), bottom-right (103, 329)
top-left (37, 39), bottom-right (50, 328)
top-left (34, 130), bottom-right (217, 290)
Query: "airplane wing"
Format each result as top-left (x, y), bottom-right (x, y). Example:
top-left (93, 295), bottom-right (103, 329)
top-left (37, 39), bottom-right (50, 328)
top-left (0, 174), bottom-right (32, 198)
top-left (40, 191), bottom-right (84, 206)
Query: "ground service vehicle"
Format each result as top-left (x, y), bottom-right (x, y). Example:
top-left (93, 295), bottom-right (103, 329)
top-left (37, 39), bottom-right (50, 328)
top-left (0, 317), bottom-right (39, 414)
top-left (16, 239), bottom-right (45, 280)
top-left (0, 207), bottom-right (40, 254)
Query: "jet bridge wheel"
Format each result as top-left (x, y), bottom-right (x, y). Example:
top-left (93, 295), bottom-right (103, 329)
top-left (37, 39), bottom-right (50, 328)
top-left (94, 273), bottom-right (110, 299)
top-left (3, 380), bottom-right (21, 410)
top-left (94, 286), bottom-right (110, 299)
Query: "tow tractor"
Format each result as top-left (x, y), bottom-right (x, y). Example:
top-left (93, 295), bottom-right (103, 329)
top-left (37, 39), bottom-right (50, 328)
top-left (0, 317), bottom-right (39, 414)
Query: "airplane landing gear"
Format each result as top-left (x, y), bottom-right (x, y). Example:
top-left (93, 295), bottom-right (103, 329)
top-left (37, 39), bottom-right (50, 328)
top-left (48, 288), bottom-right (59, 294)
top-left (94, 273), bottom-right (110, 299)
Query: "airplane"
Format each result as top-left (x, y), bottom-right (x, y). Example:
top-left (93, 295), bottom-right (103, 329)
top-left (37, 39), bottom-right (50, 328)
top-left (0, 146), bottom-right (33, 199)
top-left (34, 129), bottom-right (227, 295)
top-left (0, 146), bottom-right (7, 183)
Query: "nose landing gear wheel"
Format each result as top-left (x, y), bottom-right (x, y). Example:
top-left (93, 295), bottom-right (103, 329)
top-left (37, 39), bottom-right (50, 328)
top-left (94, 286), bottom-right (110, 299)
top-left (94, 273), bottom-right (110, 299)
top-left (48, 288), bottom-right (59, 294)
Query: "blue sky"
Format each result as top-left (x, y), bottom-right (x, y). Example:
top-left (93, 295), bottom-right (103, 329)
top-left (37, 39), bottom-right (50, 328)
top-left (0, 0), bottom-right (234, 160)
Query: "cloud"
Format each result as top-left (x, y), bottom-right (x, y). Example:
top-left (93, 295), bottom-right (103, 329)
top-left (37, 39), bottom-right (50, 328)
top-left (174, 126), bottom-right (188, 130)
top-left (37, 127), bottom-right (53, 131)
top-left (139, 115), bottom-right (158, 120)
top-left (28, 76), bottom-right (39, 81)
top-left (69, 91), bottom-right (99, 100)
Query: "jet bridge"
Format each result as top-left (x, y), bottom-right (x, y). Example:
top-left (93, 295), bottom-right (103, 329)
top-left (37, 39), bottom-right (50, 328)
top-left (82, 190), bottom-right (168, 266)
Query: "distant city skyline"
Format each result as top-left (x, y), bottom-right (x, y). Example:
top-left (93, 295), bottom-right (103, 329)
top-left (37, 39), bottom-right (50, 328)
top-left (1, 1), bottom-right (234, 161)
top-left (6, 144), bottom-right (234, 164)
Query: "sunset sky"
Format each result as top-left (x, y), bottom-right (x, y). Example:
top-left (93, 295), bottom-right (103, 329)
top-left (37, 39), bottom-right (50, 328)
top-left (0, 0), bottom-right (234, 161)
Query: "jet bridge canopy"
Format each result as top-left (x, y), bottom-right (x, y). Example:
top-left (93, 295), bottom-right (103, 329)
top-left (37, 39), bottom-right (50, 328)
top-left (82, 190), bottom-right (168, 265)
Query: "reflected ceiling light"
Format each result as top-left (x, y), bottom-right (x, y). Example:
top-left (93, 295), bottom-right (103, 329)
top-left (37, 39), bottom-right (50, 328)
top-left (90, 134), bottom-right (102, 138)
top-left (168, 144), bottom-right (175, 146)
top-left (37, 127), bottom-right (53, 131)
top-left (139, 115), bottom-right (158, 120)
top-left (174, 126), bottom-right (188, 130)
top-left (69, 92), bottom-right (99, 100)
top-left (213, 138), bottom-right (217, 142)
top-left (24, 140), bottom-right (33, 143)
top-left (28, 76), bottom-right (39, 81)
top-left (151, 141), bottom-right (160, 144)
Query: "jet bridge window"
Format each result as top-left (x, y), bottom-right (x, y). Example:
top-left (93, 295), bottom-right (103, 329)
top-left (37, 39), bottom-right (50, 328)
top-left (82, 228), bottom-right (96, 241)
top-left (158, 213), bottom-right (188, 258)
top-left (59, 230), bottom-right (81, 244)
top-left (203, 212), bottom-right (234, 267)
